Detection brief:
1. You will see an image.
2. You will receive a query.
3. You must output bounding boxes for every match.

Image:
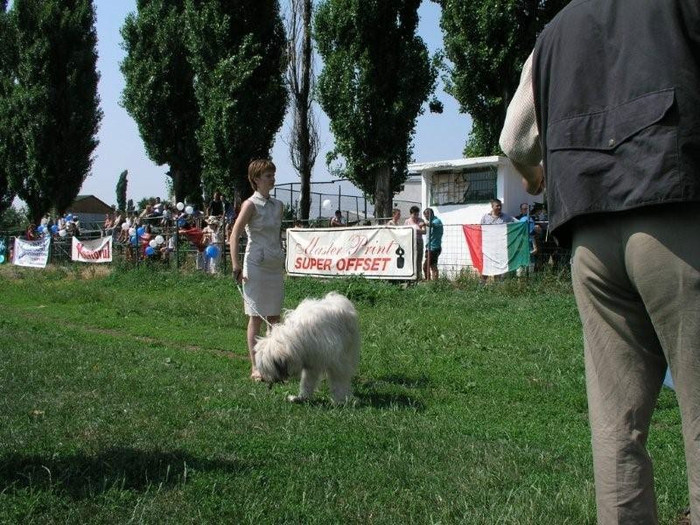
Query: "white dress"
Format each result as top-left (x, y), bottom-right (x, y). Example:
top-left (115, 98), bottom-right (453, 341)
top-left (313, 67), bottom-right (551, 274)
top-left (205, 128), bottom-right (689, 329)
top-left (242, 191), bottom-right (285, 317)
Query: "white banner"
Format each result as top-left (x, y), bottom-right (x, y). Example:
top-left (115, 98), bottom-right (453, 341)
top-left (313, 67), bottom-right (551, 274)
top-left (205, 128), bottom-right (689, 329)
top-left (13, 236), bottom-right (50, 268)
top-left (72, 236), bottom-right (113, 263)
top-left (286, 226), bottom-right (416, 279)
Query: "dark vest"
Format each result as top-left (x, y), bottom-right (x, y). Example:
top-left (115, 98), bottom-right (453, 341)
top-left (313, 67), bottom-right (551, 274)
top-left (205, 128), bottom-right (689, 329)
top-left (533, 0), bottom-right (700, 243)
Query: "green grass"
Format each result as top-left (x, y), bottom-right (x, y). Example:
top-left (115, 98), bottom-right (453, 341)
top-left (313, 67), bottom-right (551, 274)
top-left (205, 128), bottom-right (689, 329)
top-left (0, 266), bottom-right (688, 524)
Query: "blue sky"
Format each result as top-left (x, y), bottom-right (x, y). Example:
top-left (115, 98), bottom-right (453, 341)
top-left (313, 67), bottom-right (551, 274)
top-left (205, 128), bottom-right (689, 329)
top-left (83, 0), bottom-right (472, 206)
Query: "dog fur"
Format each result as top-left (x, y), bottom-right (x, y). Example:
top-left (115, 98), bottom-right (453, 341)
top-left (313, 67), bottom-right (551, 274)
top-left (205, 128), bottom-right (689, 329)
top-left (254, 292), bottom-right (360, 403)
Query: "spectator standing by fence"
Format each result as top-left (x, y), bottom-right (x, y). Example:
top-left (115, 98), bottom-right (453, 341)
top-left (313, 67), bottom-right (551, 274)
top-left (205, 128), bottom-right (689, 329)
top-left (387, 208), bottom-right (401, 226)
top-left (423, 208), bottom-right (443, 281)
top-left (499, 0), bottom-right (700, 521)
top-left (481, 199), bottom-right (514, 225)
top-left (404, 205), bottom-right (426, 280)
top-left (330, 210), bottom-right (344, 227)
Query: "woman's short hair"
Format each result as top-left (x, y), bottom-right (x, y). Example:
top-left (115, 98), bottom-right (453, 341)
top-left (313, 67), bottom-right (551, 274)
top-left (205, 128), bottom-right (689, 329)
top-left (409, 205), bottom-right (420, 214)
top-left (248, 159), bottom-right (276, 191)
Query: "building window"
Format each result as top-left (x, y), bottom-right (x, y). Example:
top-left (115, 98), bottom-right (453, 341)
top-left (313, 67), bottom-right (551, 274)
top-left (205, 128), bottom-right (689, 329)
top-left (430, 167), bottom-right (497, 206)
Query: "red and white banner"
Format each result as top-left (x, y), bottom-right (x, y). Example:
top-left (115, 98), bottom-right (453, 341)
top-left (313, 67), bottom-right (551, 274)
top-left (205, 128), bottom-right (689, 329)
top-left (72, 236), bottom-right (113, 263)
top-left (13, 236), bottom-right (50, 268)
top-left (286, 226), bottom-right (416, 279)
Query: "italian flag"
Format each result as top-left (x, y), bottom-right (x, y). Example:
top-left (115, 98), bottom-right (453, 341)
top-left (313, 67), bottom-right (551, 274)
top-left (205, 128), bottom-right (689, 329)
top-left (463, 222), bottom-right (530, 276)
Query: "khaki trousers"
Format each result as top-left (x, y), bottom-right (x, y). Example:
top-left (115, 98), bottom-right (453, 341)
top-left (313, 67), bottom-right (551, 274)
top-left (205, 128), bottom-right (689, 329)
top-left (571, 204), bottom-right (700, 524)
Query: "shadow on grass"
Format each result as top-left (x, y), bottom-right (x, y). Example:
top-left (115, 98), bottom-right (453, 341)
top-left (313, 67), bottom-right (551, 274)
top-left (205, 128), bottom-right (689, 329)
top-left (0, 447), bottom-right (249, 499)
top-left (352, 374), bottom-right (428, 411)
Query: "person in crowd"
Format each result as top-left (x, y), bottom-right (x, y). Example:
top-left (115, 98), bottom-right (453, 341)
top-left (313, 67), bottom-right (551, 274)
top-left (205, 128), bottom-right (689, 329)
top-left (423, 208), bottom-right (443, 281)
top-left (229, 159), bottom-right (285, 382)
top-left (481, 198), bottom-right (515, 225)
top-left (387, 208), bottom-right (401, 226)
top-left (404, 205), bottom-right (426, 280)
top-left (330, 209), bottom-right (344, 227)
top-left (103, 214), bottom-right (113, 236)
top-left (293, 219), bottom-right (304, 228)
top-left (207, 190), bottom-right (225, 219)
top-left (499, 0), bottom-right (700, 521)
top-left (515, 203), bottom-right (529, 220)
top-left (25, 223), bottom-right (37, 241)
top-left (203, 216), bottom-right (224, 274)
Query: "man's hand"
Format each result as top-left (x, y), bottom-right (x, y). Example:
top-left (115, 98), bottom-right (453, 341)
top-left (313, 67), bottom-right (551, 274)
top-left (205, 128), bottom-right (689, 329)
top-left (513, 160), bottom-right (545, 195)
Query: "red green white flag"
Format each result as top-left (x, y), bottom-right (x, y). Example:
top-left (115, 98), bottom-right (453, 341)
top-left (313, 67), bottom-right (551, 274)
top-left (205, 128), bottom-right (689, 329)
top-left (462, 222), bottom-right (530, 276)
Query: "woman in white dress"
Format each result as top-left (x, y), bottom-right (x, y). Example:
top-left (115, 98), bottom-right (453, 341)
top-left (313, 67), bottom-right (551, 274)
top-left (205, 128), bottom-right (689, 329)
top-left (229, 159), bottom-right (285, 381)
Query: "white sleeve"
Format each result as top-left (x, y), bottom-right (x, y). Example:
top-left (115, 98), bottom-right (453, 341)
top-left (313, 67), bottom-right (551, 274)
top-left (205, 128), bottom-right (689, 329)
top-left (499, 52), bottom-right (542, 166)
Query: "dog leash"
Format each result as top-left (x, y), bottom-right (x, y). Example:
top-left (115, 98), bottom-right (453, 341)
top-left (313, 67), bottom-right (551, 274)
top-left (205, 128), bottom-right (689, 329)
top-left (233, 274), bottom-right (274, 330)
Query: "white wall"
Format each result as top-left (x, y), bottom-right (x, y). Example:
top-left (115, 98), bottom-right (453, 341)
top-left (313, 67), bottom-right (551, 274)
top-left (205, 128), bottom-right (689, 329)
top-left (411, 155), bottom-right (544, 278)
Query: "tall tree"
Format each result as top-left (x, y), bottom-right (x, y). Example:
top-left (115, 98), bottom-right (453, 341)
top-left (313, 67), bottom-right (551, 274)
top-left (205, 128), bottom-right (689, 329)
top-left (287, 0), bottom-right (319, 221)
top-left (185, 0), bottom-right (288, 201)
top-left (435, 0), bottom-right (569, 156)
top-left (0, 0), bottom-right (17, 215)
top-left (315, 0), bottom-right (436, 220)
top-left (116, 169), bottom-right (128, 212)
top-left (7, 0), bottom-right (102, 223)
top-left (120, 0), bottom-right (203, 206)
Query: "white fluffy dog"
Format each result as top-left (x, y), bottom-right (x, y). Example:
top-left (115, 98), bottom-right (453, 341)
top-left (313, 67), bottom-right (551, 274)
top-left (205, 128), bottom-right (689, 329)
top-left (254, 292), bottom-right (360, 403)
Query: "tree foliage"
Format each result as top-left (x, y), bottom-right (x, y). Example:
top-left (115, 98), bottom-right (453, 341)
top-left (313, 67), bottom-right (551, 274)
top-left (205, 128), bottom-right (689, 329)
top-left (120, 0), bottom-right (202, 205)
top-left (435, 0), bottom-right (569, 157)
top-left (315, 0), bottom-right (436, 220)
top-left (6, 0), bottom-right (102, 223)
top-left (116, 169), bottom-right (128, 212)
top-left (0, 0), bottom-right (17, 215)
top-left (287, 0), bottom-right (319, 221)
top-left (185, 0), bottom-right (287, 201)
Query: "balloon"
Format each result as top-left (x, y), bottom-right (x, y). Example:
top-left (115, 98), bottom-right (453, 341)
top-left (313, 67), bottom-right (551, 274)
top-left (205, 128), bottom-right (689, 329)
top-left (149, 239), bottom-right (158, 248)
top-left (205, 245), bottom-right (220, 258)
top-left (322, 199), bottom-right (331, 210)
top-left (162, 210), bottom-right (170, 219)
top-left (37, 225), bottom-right (45, 233)
top-left (130, 235), bottom-right (137, 246)
top-left (177, 218), bottom-right (186, 227)
top-left (121, 223), bottom-right (129, 230)
top-left (58, 229), bottom-right (67, 237)
top-left (185, 205), bottom-right (194, 215)
top-left (0, 254), bottom-right (5, 264)
top-left (128, 227), bottom-right (136, 236)
top-left (51, 225), bottom-right (58, 233)
top-left (155, 235), bottom-right (165, 245)
top-left (137, 226), bottom-right (146, 236)
top-left (145, 246), bottom-right (155, 256)
top-left (176, 202), bottom-right (185, 211)
top-left (65, 214), bottom-right (73, 222)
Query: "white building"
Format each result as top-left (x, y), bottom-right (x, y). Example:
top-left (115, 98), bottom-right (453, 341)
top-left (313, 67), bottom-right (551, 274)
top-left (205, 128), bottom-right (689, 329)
top-left (407, 156), bottom-right (544, 276)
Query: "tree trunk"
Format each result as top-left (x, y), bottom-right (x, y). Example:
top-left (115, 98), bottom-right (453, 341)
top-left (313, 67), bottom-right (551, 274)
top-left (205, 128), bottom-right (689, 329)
top-left (373, 164), bottom-right (392, 223)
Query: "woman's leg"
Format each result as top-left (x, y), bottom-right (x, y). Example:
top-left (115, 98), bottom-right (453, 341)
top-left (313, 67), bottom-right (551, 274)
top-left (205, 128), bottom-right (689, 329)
top-left (247, 316), bottom-right (263, 375)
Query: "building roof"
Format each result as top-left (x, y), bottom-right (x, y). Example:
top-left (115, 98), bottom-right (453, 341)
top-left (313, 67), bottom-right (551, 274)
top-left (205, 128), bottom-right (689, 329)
top-left (408, 156), bottom-right (502, 174)
top-left (69, 195), bottom-right (113, 214)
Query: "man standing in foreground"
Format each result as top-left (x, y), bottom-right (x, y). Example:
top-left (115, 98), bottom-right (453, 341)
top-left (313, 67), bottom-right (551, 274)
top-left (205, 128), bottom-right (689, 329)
top-left (499, 0), bottom-right (700, 522)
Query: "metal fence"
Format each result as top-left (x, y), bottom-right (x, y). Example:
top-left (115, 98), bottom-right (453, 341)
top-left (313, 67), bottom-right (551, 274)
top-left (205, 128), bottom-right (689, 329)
top-left (272, 180), bottom-right (420, 225)
top-left (2, 220), bottom-right (571, 279)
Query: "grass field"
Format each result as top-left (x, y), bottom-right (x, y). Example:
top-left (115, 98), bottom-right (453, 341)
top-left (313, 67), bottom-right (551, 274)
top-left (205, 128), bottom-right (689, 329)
top-left (0, 265), bottom-right (689, 524)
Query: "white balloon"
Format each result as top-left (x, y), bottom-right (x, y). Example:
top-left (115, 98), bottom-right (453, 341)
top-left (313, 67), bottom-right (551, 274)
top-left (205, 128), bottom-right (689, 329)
top-left (162, 210), bottom-right (170, 219)
top-left (185, 205), bottom-right (194, 215)
top-left (121, 223), bottom-right (129, 230)
top-left (176, 202), bottom-right (185, 211)
top-left (149, 239), bottom-right (158, 248)
top-left (322, 199), bottom-right (331, 210)
top-left (128, 227), bottom-right (136, 236)
top-left (58, 229), bottom-right (67, 237)
top-left (155, 235), bottom-right (165, 245)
